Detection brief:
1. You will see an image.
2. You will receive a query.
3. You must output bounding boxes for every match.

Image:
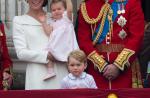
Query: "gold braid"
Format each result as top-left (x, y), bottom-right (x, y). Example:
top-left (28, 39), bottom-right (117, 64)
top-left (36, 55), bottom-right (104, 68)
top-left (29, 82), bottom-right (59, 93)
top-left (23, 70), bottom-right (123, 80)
top-left (81, 2), bottom-right (113, 45)
top-left (81, 2), bottom-right (109, 24)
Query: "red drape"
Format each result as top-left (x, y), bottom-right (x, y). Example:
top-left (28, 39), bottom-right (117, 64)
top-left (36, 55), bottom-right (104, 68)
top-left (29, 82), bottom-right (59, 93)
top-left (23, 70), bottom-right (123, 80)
top-left (0, 88), bottom-right (150, 98)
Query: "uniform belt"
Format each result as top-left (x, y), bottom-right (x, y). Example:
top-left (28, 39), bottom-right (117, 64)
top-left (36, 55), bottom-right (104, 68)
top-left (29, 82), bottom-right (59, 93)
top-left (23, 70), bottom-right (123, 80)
top-left (95, 44), bottom-right (124, 52)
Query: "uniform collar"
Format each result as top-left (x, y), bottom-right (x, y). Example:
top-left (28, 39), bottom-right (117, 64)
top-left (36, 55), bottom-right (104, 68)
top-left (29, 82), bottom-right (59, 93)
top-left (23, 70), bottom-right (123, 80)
top-left (68, 72), bottom-right (87, 80)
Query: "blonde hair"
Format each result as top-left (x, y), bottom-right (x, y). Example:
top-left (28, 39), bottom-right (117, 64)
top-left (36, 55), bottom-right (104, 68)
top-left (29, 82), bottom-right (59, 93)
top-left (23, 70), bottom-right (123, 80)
top-left (68, 50), bottom-right (87, 64)
top-left (50, 0), bottom-right (66, 10)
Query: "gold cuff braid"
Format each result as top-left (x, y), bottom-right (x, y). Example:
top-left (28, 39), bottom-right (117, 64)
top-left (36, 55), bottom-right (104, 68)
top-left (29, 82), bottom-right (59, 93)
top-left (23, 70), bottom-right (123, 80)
top-left (87, 51), bottom-right (107, 72)
top-left (114, 48), bottom-right (135, 71)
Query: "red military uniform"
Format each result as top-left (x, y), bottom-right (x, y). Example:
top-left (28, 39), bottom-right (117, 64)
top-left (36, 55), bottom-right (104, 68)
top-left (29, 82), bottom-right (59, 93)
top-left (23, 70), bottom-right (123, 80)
top-left (0, 20), bottom-right (12, 89)
top-left (77, 0), bottom-right (144, 89)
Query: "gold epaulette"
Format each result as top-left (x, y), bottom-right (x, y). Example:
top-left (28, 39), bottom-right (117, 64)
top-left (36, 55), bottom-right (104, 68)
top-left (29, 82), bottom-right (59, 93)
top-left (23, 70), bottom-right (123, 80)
top-left (114, 48), bottom-right (135, 71)
top-left (87, 51), bottom-right (107, 72)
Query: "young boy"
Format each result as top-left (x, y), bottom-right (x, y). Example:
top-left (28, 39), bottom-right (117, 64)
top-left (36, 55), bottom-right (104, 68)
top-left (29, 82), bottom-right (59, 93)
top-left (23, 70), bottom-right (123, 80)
top-left (61, 50), bottom-right (97, 89)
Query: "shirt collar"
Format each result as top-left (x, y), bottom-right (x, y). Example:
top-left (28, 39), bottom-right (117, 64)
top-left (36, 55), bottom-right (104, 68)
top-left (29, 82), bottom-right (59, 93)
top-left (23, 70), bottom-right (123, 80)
top-left (68, 72), bottom-right (87, 80)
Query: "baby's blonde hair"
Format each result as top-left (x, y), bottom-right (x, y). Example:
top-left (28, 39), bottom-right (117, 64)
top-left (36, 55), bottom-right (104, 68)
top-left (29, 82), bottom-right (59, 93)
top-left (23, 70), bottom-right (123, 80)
top-left (50, 0), bottom-right (66, 10)
top-left (68, 50), bottom-right (87, 64)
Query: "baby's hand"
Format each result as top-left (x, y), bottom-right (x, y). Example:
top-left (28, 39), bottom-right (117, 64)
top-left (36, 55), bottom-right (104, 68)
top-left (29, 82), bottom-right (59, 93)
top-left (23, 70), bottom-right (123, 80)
top-left (42, 24), bottom-right (53, 36)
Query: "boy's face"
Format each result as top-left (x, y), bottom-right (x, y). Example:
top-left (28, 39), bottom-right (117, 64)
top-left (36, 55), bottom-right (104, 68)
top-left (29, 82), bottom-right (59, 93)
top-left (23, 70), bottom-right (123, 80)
top-left (51, 2), bottom-right (65, 20)
top-left (68, 57), bottom-right (86, 77)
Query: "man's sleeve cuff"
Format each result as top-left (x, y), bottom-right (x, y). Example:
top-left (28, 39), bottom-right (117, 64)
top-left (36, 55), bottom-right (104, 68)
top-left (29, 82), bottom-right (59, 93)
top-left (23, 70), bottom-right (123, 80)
top-left (114, 48), bottom-right (135, 71)
top-left (87, 51), bottom-right (108, 72)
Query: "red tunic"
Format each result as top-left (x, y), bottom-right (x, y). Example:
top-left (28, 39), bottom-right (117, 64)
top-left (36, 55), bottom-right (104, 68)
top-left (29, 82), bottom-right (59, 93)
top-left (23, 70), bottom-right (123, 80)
top-left (0, 21), bottom-right (12, 89)
top-left (77, 0), bottom-right (144, 89)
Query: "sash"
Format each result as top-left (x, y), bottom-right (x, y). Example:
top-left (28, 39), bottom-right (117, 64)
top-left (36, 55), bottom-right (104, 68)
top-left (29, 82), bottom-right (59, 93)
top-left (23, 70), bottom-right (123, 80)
top-left (92, 0), bottom-right (128, 44)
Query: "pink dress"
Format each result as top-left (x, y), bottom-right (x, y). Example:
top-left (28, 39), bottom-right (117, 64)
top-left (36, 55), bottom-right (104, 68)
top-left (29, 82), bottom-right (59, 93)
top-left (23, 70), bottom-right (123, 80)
top-left (46, 11), bottom-right (79, 62)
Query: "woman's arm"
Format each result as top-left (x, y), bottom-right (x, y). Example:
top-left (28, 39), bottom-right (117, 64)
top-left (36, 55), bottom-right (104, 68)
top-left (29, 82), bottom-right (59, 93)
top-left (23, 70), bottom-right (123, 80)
top-left (13, 17), bottom-right (48, 64)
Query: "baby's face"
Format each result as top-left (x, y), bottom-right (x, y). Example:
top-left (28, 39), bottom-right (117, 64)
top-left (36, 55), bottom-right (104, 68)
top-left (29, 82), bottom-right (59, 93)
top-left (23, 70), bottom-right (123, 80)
top-left (51, 2), bottom-right (65, 20)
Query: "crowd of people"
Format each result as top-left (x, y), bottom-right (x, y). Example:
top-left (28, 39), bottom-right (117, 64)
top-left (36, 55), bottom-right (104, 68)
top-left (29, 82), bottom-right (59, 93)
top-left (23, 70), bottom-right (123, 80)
top-left (0, 0), bottom-right (149, 90)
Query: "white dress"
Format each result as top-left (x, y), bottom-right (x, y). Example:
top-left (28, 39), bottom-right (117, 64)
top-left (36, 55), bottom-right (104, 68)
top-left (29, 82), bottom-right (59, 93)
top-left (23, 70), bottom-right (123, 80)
top-left (46, 11), bottom-right (79, 61)
top-left (13, 15), bottom-right (68, 90)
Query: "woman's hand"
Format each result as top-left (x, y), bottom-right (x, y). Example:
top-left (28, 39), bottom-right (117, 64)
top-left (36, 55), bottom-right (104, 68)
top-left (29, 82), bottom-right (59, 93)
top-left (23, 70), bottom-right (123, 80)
top-left (103, 64), bottom-right (120, 80)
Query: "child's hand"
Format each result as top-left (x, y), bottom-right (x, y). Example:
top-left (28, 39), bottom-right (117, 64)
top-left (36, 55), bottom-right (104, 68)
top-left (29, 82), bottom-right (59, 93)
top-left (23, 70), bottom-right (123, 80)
top-left (38, 15), bottom-right (53, 36)
top-left (42, 24), bottom-right (53, 36)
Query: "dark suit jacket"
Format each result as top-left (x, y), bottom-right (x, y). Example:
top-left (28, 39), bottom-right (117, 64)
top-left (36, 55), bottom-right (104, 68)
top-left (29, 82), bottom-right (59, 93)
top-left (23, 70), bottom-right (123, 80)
top-left (142, 0), bottom-right (150, 22)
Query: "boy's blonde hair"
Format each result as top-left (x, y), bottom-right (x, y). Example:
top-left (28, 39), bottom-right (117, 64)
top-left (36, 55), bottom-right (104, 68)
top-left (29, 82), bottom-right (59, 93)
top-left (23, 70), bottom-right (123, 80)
top-left (50, 0), bottom-right (66, 10)
top-left (68, 50), bottom-right (87, 64)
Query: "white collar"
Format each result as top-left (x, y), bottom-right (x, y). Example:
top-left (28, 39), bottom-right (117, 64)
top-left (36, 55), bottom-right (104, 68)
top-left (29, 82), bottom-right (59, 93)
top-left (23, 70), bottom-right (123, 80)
top-left (14, 14), bottom-right (42, 26)
top-left (68, 72), bottom-right (87, 80)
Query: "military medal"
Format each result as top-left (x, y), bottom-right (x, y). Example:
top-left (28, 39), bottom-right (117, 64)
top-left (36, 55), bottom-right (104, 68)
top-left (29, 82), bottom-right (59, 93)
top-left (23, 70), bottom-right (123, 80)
top-left (118, 29), bottom-right (127, 40)
top-left (121, 9), bottom-right (125, 14)
top-left (117, 10), bottom-right (121, 15)
top-left (121, 3), bottom-right (125, 14)
top-left (117, 15), bottom-right (127, 27)
top-left (117, 15), bottom-right (127, 40)
top-left (117, 3), bottom-right (121, 14)
top-left (116, 0), bottom-right (126, 15)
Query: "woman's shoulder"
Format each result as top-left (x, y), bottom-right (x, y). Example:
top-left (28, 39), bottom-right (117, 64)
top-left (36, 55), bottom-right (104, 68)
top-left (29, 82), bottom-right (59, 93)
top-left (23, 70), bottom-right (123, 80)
top-left (13, 14), bottom-right (41, 25)
top-left (13, 15), bottom-right (29, 24)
